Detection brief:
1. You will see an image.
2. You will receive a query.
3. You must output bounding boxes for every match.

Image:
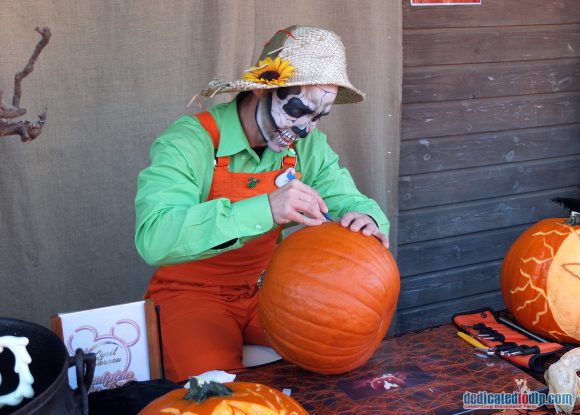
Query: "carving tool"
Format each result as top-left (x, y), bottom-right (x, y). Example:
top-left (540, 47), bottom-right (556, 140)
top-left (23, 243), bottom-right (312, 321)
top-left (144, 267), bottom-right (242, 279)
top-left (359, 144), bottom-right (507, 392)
top-left (477, 332), bottom-right (505, 342)
top-left (490, 342), bottom-right (519, 353)
top-left (497, 316), bottom-right (550, 343)
top-left (500, 346), bottom-right (524, 356)
top-left (506, 345), bottom-right (540, 356)
top-left (457, 331), bottom-right (491, 353)
top-left (287, 172), bottom-right (335, 222)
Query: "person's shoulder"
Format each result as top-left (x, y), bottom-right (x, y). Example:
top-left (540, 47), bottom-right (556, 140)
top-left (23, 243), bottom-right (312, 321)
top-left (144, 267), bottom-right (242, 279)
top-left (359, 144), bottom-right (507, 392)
top-left (149, 115), bottom-right (212, 161)
top-left (158, 101), bottom-right (228, 138)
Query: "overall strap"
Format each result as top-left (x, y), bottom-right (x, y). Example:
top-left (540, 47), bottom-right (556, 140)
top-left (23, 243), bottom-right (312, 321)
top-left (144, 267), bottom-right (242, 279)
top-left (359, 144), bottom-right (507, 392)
top-left (195, 111), bottom-right (220, 149)
top-left (282, 144), bottom-right (298, 168)
top-left (194, 111), bottom-right (229, 167)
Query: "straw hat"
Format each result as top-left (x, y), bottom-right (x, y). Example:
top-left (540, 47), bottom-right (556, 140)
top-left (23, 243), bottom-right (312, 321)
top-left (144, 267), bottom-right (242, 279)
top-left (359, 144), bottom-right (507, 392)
top-left (198, 25), bottom-right (365, 104)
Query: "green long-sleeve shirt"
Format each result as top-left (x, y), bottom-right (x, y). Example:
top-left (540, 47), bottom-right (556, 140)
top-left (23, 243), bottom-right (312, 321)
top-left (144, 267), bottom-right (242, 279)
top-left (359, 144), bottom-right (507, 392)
top-left (135, 99), bottom-right (389, 267)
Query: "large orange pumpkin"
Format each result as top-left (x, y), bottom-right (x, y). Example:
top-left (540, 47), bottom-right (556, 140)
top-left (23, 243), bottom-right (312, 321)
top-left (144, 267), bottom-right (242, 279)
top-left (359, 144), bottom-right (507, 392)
top-left (139, 380), bottom-right (307, 415)
top-left (501, 217), bottom-right (580, 343)
top-left (258, 222), bottom-right (400, 374)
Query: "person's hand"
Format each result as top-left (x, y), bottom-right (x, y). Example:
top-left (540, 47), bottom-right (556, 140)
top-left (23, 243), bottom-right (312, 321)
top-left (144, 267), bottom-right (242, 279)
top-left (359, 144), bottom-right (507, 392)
top-left (268, 180), bottom-right (328, 226)
top-left (339, 212), bottom-right (390, 248)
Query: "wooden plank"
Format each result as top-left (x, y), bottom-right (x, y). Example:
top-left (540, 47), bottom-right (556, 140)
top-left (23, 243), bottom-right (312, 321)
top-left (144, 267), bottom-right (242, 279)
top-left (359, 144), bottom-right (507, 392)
top-left (397, 225), bottom-right (528, 277)
top-left (144, 299), bottom-right (161, 380)
top-left (404, 25), bottom-right (580, 67)
top-left (400, 124), bottom-right (580, 175)
top-left (398, 188), bottom-right (578, 245)
top-left (400, 156), bottom-right (580, 210)
top-left (401, 92), bottom-right (580, 140)
top-left (398, 261), bottom-right (502, 309)
top-left (51, 315), bottom-right (64, 340)
top-left (403, 0), bottom-right (580, 29)
top-left (403, 59), bottom-right (580, 103)
top-left (395, 290), bottom-right (505, 334)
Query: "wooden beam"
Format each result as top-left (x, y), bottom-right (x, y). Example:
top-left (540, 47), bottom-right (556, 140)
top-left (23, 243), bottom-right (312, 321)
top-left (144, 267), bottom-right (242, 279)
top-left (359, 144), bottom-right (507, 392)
top-left (404, 0), bottom-right (580, 29)
top-left (400, 155), bottom-right (580, 210)
top-left (402, 92), bottom-right (580, 140)
top-left (403, 59), bottom-right (580, 103)
top-left (400, 124), bottom-right (580, 175)
top-left (404, 25), bottom-right (580, 67)
top-left (398, 188), bottom-right (578, 244)
top-left (397, 225), bottom-right (527, 277)
top-left (395, 290), bottom-right (505, 333)
top-left (398, 261), bottom-right (502, 309)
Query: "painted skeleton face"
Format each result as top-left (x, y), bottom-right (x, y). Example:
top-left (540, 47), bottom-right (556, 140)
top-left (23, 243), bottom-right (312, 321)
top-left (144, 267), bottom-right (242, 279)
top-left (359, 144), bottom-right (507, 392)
top-left (255, 85), bottom-right (338, 153)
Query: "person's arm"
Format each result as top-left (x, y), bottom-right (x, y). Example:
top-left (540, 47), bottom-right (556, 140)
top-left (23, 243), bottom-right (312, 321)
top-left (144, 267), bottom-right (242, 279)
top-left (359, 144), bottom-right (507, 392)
top-left (298, 130), bottom-right (390, 238)
top-left (134, 118), bottom-right (274, 267)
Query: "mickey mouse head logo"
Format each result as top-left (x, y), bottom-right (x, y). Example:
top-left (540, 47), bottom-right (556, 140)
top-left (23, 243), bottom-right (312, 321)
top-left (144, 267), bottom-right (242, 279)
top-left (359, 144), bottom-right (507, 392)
top-left (67, 319), bottom-right (140, 372)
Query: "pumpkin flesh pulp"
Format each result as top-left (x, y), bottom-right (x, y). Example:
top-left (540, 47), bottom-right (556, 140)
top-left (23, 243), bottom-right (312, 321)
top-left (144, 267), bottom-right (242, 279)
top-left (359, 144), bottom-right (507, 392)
top-left (139, 382), bottom-right (307, 415)
top-left (546, 226), bottom-right (580, 339)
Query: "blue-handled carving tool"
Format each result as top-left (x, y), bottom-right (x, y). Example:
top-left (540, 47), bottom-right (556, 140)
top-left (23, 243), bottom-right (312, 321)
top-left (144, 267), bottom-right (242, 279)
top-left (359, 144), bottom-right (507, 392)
top-left (287, 172), bottom-right (334, 222)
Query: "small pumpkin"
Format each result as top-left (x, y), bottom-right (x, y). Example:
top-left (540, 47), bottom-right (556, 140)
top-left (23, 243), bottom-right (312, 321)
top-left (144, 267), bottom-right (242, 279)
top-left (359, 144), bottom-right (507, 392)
top-left (501, 203), bottom-right (580, 344)
top-left (139, 378), bottom-right (308, 415)
top-left (258, 222), bottom-right (400, 374)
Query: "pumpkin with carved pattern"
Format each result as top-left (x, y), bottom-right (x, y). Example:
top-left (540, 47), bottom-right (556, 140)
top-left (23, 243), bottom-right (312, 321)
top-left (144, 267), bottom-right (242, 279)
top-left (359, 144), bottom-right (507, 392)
top-left (259, 221), bottom-right (400, 374)
top-left (501, 212), bottom-right (580, 344)
top-left (138, 379), bottom-right (307, 415)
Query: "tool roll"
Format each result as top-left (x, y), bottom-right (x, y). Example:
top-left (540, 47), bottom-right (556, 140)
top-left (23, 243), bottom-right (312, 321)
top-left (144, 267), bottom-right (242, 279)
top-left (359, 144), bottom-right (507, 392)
top-left (452, 308), bottom-right (564, 372)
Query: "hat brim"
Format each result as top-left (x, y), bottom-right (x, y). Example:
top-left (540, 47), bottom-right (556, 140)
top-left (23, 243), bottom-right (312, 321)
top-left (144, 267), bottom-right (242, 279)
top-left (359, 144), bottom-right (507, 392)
top-left (200, 79), bottom-right (365, 104)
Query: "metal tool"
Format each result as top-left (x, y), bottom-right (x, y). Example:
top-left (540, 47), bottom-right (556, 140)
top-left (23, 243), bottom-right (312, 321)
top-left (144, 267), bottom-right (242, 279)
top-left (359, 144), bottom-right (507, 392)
top-left (462, 323), bottom-right (487, 331)
top-left (322, 212), bottom-right (334, 222)
top-left (477, 332), bottom-right (505, 342)
top-left (506, 345), bottom-right (540, 356)
top-left (483, 342), bottom-right (518, 353)
top-left (500, 346), bottom-right (524, 356)
top-left (497, 316), bottom-right (550, 343)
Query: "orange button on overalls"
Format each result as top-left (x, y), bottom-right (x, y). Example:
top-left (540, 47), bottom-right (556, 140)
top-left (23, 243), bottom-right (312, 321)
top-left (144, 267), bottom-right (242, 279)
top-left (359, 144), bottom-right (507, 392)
top-left (145, 112), bottom-right (300, 382)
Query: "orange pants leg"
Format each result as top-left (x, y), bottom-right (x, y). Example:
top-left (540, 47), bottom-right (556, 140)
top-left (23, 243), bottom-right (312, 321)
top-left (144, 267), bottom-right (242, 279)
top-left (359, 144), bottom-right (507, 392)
top-left (152, 288), bottom-right (246, 382)
top-left (150, 282), bottom-right (275, 382)
top-left (243, 298), bottom-right (270, 346)
top-left (219, 283), bottom-right (271, 346)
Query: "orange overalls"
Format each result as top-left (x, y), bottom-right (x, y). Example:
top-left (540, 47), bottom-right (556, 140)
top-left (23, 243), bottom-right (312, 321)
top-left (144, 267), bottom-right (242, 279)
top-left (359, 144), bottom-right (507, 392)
top-left (145, 112), bottom-right (300, 382)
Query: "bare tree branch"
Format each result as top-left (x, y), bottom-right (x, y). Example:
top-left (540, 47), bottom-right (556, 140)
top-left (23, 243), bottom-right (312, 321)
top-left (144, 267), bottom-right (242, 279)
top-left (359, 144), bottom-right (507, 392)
top-left (0, 26), bottom-right (51, 142)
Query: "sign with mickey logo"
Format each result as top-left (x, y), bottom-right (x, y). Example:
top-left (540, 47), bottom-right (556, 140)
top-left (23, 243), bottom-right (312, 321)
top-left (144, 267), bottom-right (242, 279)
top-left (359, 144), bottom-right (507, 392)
top-left (57, 301), bottom-right (152, 392)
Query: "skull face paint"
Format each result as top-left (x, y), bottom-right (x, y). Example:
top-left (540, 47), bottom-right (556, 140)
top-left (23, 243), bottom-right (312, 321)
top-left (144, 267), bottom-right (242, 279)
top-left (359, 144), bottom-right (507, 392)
top-left (255, 85), bottom-right (338, 153)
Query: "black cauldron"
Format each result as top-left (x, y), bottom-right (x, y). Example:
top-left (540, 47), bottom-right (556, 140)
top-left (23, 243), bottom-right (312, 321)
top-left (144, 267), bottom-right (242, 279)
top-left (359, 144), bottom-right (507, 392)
top-left (0, 318), bottom-right (95, 415)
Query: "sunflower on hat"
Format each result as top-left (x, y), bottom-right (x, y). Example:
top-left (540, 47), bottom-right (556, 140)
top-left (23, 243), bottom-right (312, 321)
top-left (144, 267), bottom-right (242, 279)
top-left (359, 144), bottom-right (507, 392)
top-left (242, 56), bottom-right (295, 86)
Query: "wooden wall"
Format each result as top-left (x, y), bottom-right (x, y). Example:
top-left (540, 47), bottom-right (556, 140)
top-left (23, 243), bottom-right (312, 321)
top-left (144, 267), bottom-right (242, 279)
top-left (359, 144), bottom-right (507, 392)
top-left (396, 0), bottom-right (580, 333)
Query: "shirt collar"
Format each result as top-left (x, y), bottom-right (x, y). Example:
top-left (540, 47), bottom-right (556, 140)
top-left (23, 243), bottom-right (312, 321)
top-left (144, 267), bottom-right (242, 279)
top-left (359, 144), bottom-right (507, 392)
top-left (216, 98), bottom-right (291, 161)
top-left (216, 99), bottom-right (249, 157)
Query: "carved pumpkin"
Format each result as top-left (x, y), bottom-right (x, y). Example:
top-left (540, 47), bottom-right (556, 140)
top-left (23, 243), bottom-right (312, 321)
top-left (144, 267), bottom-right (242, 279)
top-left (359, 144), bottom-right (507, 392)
top-left (259, 222), bottom-right (400, 374)
top-left (501, 217), bottom-right (580, 343)
top-left (139, 379), bottom-right (307, 415)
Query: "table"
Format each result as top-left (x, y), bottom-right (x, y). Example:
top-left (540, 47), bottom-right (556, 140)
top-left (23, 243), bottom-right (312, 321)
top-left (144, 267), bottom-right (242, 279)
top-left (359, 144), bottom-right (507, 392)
top-left (238, 324), bottom-right (568, 414)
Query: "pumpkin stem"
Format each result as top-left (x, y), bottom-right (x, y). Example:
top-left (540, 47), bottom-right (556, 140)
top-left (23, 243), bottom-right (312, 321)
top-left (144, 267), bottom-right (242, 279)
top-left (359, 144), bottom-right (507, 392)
top-left (551, 197), bottom-right (580, 225)
top-left (568, 213), bottom-right (580, 226)
top-left (183, 377), bottom-right (233, 403)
